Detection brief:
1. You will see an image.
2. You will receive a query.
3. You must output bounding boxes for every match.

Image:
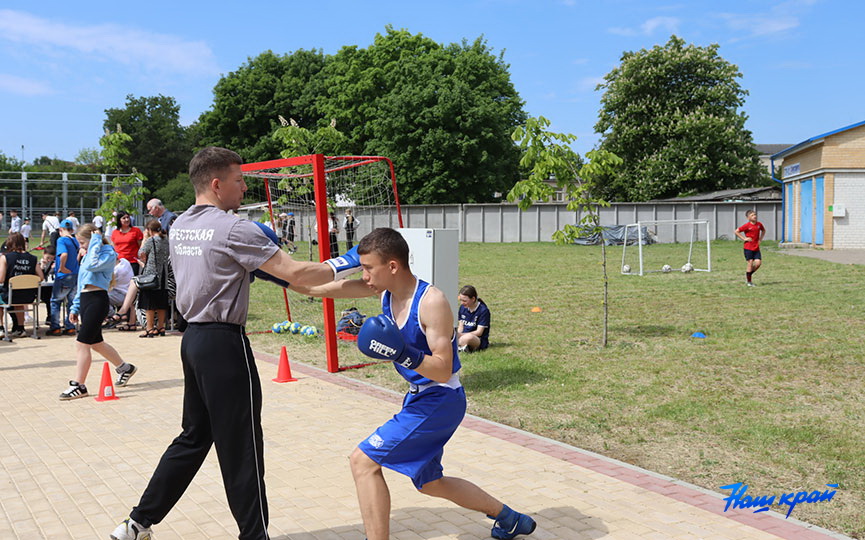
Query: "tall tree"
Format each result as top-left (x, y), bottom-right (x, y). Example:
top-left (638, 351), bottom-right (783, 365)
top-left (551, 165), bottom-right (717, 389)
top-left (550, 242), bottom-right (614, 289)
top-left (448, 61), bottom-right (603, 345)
top-left (594, 36), bottom-right (766, 201)
top-left (316, 28), bottom-right (526, 203)
top-left (104, 94), bottom-right (190, 191)
top-left (197, 49), bottom-right (327, 164)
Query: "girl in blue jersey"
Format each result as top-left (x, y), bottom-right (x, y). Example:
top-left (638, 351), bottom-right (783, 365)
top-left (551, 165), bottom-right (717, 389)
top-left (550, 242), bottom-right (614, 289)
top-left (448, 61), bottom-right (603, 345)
top-left (457, 284), bottom-right (491, 352)
top-left (289, 227), bottom-right (535, 540)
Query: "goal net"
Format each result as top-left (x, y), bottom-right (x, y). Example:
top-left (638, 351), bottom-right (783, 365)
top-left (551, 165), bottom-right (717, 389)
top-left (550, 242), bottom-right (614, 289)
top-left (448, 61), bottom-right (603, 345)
top-left (241, 154), bottom-right (404, 372)
top-left (621, 220), bottom-right (711, 276)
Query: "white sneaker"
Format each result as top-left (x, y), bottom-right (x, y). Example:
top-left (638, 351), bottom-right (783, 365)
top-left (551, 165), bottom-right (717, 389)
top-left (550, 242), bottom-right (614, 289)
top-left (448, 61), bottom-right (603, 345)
top-left (59, 381), bottom-right (88, 401)
top-left (110, 518), bottom-right (153, 540)
top-left (458, 345), bottom-right (468, 353)
top-left (747, 282), bottom-right (756, 287)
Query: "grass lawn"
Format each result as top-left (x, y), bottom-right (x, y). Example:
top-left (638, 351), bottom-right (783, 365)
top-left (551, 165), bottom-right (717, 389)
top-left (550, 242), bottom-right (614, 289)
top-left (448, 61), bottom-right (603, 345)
top-left (247, 240), bottom-right (865, 538)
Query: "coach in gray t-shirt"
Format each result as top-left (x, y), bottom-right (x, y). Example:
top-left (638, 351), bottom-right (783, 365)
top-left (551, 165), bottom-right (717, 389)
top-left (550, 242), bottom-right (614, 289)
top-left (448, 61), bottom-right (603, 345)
top-left (171, 206), bottom-right (277, 325)
top-left (113, 147), bottom-right (348, 540)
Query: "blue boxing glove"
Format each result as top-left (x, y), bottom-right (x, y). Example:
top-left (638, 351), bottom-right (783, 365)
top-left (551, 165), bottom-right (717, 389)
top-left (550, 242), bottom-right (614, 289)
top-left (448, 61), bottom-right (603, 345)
top-left (251, 220), bottom-right (289, 287)
top-left (357, 314), bottom-right (425, 370)
top-left (325, 245), bottom-right (362, 280)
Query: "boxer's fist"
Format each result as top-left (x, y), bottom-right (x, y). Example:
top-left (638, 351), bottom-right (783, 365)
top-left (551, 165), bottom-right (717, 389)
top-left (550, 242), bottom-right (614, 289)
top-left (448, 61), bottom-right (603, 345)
top-left (357, 314), bottom-right (424, 370)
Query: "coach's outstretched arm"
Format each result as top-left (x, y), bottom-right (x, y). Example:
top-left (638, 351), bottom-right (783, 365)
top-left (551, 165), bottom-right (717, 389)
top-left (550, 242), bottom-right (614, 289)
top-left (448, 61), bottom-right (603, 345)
top-left (288, 277), bottom-right (376, 299)
top-left (253, 222), bottom-right (362, 287)
top-left (258, 250), bottom-right (339, 287)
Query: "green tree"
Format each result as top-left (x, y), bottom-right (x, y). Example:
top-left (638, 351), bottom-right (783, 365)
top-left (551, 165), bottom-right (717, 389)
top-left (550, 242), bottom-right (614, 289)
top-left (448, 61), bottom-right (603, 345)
top-left (0, 151), bottom-right (24, 170)
top-left (316, 28), bottom-right (526, 203)
top-left (272, 117), bottom-right (349, 157)
top-left (594, 36), bottom-right (766, 201)
top-left (97, 126), bottom-right (148, 219)
top-left (509, 116), bottom-right (622, 347)
top-left (153, 173), bottom-right (195, 213)
top-left (197, 49), bottom-right (327, 164)
top-left (104, 94), bottom-right (190, 191)
top-left (74, 147), bottom-right (102, 169)
top-left (269, 118), bottom-right (353, 213)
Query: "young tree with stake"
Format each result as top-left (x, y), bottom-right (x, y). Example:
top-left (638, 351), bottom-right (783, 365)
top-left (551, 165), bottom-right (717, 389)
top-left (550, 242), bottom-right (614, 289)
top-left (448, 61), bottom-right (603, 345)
top-left (508, 116), bottom-right (622, 347)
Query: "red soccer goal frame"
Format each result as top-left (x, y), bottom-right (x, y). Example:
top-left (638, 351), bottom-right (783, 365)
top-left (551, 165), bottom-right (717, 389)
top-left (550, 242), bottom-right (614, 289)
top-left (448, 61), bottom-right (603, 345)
top-left (241, 154), bottom-right (404, 372)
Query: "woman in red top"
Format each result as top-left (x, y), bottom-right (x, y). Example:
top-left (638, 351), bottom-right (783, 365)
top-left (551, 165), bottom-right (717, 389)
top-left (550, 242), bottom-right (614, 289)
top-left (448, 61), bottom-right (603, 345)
top-left (110, 211), bottom-right (144, 276)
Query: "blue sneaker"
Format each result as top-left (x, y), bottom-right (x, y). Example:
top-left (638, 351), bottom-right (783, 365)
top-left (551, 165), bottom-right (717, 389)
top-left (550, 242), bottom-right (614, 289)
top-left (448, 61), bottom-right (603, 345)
top-left (490, 505), bottom-right (536, 539)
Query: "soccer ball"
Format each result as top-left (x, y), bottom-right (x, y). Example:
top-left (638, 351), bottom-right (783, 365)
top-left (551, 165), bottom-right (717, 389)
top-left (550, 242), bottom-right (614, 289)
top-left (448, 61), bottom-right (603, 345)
top-left (681, 262), bottom-right (694, 273)
top-left (272, 321), bottom-right (286, 334)
top-left (622, 264), bottom-right (631, 273)
top-left (302, 325), bottom-right (319, 337)
top-left (662, 264), bottom-right (672, 273)
top-left (289, 322), bottom-right (302, 334)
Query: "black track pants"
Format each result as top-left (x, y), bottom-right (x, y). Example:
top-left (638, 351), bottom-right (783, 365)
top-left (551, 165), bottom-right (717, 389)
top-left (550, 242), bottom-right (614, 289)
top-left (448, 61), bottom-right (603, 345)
top-left (130, 323), bottom-right (269, 539)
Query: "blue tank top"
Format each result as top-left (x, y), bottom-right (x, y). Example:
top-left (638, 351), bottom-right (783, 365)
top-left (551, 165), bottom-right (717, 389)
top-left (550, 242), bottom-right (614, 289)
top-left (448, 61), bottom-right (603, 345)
top-left (382, 278), bottom-right (461, 385)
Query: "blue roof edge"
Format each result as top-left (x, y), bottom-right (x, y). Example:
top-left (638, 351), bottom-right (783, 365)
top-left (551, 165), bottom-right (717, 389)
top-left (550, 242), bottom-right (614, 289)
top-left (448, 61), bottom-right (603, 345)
top-left (771, 120), bottom-right (865, 159)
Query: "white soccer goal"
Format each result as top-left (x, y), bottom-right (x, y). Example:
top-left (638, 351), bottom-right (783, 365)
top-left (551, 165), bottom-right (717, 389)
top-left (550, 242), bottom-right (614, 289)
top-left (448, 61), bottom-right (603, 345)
top-left (621, 219), bottom-right (711, 276)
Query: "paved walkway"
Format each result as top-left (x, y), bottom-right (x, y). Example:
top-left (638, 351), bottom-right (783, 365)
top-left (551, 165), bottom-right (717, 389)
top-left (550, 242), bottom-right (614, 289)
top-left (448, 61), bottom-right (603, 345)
top-left (0, 331), bottom-right (851, 539)
top-left (777, 247), bottom-right (865, 265)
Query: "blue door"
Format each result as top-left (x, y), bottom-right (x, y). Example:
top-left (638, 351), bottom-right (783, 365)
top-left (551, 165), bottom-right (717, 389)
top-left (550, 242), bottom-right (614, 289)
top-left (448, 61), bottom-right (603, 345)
top-left (785, 183), bottom-right (794, 242)
top-left (800, 180), bottom-right (812, 244)
top-left (815, 176), bottom-right (824, 245)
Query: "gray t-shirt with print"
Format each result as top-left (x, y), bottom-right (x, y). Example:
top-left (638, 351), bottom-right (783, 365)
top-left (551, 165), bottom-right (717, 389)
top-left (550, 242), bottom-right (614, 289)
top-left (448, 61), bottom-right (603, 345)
top-left (169, 205), bottom-right (279, 325)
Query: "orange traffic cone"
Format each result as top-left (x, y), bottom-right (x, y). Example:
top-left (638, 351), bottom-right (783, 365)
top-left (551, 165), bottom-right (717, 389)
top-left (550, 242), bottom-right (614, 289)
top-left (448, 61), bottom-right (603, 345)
top-left (95, 362), bottom-right (120, 402)
top-left (272, 346), bottom-right (297, 383)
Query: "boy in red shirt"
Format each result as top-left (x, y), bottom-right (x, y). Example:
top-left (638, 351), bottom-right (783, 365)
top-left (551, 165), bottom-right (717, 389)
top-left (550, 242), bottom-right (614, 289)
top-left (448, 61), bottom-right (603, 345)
top-left (735, 210), bottom-right (766, 287)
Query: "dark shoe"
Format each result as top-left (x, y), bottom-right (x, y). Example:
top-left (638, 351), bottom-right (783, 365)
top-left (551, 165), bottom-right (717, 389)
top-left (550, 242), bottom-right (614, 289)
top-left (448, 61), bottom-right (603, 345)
top-left (47, 328), bottom-right (63, 336)
top-left (103, 310), bottom-right (129, 329)
top-left (156, 327), bottom-right (166, 336)
top-left (116, 323), bottom-right (138, 332)
top-left (491, 505), bottom-right (536, 539)
top-left (139, 328), bottom-right (160, 338)
top-left (63, 328), bottom-right (76, 336)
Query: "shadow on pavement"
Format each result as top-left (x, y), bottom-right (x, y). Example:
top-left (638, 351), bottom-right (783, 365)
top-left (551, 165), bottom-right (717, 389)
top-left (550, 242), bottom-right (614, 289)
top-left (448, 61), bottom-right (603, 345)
top-left (271, 505), bottom-right (608, 539)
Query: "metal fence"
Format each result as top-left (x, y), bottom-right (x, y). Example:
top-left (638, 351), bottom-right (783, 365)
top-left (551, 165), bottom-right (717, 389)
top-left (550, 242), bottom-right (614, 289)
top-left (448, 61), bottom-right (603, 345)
top-left (0, 171), bottom-right (145, 232)
top-left (243, 200), bottom-right (782, 245)
top-left (399, 201), bottom-right (782, 243)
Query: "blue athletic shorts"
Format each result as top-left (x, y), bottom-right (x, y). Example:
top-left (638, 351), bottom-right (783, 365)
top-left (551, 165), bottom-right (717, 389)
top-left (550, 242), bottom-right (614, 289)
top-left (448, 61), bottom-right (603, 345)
top-left (358, 385), bottom-right (467, 489)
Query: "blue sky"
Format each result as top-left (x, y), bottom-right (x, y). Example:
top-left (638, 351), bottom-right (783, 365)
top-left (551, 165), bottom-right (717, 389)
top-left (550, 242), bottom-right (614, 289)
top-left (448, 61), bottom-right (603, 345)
top-left (1, 0), bottom-right (862, 164)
